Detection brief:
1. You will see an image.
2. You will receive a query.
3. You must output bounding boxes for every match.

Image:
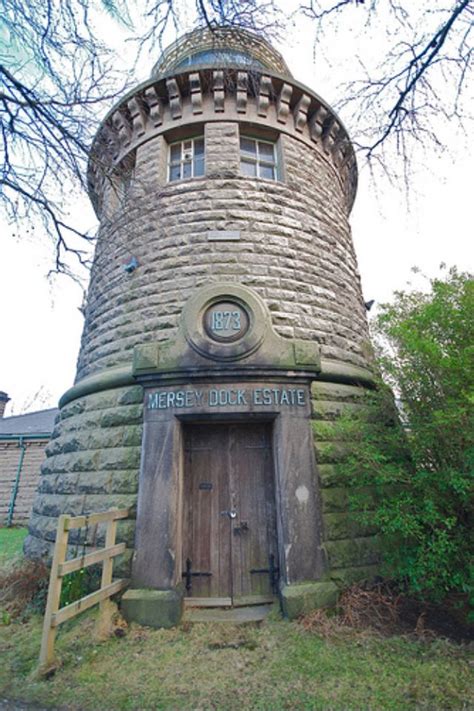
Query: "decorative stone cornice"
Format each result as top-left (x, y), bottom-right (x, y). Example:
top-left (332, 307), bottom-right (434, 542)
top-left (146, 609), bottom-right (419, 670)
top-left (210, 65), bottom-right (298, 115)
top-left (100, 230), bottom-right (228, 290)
top-left (87, 66), bottom-right (357, 216)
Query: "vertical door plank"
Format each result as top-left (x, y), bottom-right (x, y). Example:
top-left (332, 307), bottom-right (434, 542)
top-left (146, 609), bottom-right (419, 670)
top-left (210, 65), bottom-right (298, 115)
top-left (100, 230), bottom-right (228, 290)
top-left (231, 423), bottom-right (278, 602)
top-left (182, 425), bottom-right (232, 598)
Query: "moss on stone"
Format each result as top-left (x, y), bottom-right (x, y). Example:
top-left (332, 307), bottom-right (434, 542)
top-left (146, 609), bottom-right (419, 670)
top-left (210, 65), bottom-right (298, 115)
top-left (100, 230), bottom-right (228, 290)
top-left (121, 588), bottom-right (183, 628)
top-left (327, 564), bottom-right (380, 587)
top-left (314, 440), bottom-right (351, 464)
top-left (118, 385), bottom-right (144, 405)
top-left (311, 381), bottom-right (367, 402)
top-left (100, 405), bottom-right (143, 428)
top-left (324, 537), bottom-right (380, 568)
top-left (324, 512), bottom-right (377, 541)
top-left (280, 581), bottom-right (339, 619)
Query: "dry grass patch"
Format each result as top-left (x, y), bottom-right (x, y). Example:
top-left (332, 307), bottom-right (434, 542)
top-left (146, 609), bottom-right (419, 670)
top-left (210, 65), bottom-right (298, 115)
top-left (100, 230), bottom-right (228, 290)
top-left (0, 559), bottom-right (48, 621)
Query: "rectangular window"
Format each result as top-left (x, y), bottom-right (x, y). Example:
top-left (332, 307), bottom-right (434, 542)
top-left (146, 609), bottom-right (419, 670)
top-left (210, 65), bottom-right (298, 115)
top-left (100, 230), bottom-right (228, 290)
top-left (240, 137), bottom-right (277, 180)
top-left (168, 137), bottom-right (205, 182)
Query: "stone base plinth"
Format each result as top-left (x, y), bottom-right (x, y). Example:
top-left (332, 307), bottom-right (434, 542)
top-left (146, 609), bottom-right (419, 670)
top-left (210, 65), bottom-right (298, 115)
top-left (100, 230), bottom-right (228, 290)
top-left (121, 588), bottom-right (183, 628)
top-left (280, 581), bottom-right (339, 619)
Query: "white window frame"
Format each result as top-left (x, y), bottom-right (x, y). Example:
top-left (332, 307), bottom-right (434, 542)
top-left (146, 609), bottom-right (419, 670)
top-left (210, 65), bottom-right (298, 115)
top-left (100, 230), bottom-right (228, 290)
top-left (168, 136), bottom-right (205, 182)
top-left (240, 136), bottom-right (278, 180)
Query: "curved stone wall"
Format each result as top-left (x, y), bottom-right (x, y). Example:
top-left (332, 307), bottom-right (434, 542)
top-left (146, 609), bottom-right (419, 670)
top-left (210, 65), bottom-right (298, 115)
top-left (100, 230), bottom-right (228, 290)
top-left (25, 32), bottom-right (379, 594)
top-left (78, 117), bottom-right (367, 381)
top-left (25, 384), bottom-right (142, 564)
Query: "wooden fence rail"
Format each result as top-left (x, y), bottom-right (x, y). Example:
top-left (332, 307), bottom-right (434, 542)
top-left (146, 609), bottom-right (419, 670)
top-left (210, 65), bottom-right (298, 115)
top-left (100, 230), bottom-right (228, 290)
top-left (39, 508), bottom-right (129, 673)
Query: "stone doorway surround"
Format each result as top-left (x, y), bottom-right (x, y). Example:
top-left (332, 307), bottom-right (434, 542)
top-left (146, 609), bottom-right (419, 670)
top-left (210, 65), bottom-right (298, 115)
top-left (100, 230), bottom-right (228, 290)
top-left (121, 284), bottom-right (338, 627)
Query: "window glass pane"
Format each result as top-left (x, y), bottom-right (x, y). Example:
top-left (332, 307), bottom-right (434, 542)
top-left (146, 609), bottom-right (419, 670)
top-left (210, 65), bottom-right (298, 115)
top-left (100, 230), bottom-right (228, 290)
top-left (241, 159), bottom-right (257, 177)
top-left (170, 144), bottom-right (181, 161)
top-left (258, 142), bottom-right (275, 161)
top-left (259, 163), bottom-right (275, 180)
top-left (194, 156), bottom-right (205, 177)
top-left (168, 137), bottom-right (205, 182)
top-left (169, 164), bottom-right (181, 181)
top-left (182, 161), bottom-right (192, 179)
top-left (194, 138), bottom-right (205, 156)
top-left (240, 137), bottom-right (256, 157)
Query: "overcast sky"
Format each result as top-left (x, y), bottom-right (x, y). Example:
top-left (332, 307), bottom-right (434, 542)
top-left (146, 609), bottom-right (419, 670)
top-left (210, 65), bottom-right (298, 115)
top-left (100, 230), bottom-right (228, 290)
top-left (1, 3), bottom-right (472, 415)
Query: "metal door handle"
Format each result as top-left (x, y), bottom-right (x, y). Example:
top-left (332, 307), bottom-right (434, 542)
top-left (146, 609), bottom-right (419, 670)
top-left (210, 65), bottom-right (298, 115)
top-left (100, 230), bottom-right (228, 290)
top-left (220, 510), bottom-right (237, 519)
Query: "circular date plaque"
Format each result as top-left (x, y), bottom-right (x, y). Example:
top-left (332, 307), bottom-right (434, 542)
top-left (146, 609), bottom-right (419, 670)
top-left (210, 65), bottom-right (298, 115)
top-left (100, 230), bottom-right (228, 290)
top-left (204, 301), bottom-right (250, 343)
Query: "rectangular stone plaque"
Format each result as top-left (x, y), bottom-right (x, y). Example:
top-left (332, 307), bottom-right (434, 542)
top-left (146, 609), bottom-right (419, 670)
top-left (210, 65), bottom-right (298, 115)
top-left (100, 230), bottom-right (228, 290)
top-left (207, 230), bottom-right (241, 241)
top-left (147, 385), bottom-right (307, 412)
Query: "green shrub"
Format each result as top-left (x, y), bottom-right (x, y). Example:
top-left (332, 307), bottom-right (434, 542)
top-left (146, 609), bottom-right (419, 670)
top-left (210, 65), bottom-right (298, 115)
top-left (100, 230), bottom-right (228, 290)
top-left (337, 267), bottom-right (473, 606)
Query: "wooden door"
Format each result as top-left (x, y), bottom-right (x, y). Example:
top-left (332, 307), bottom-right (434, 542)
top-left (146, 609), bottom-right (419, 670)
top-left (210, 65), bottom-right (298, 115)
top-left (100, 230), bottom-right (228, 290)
top-left (182, 423), bottom-right (278, 606)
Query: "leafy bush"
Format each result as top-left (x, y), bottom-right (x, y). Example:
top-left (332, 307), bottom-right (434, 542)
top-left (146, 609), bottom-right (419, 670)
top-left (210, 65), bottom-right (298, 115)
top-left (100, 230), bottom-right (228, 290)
top-left (338, 267), bottom-right (473, 605)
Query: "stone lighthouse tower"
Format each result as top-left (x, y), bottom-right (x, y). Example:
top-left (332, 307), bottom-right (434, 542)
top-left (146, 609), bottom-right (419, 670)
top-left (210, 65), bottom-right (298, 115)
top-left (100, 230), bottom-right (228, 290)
top-left (26, 28), bottom-right (378, 624)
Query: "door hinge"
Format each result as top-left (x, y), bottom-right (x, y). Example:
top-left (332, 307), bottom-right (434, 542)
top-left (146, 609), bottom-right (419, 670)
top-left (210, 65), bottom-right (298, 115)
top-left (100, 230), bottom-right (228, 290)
top-left (250, 554), bottom-right (280, 594)
top-left (182, 558), bottom-right (212, 592)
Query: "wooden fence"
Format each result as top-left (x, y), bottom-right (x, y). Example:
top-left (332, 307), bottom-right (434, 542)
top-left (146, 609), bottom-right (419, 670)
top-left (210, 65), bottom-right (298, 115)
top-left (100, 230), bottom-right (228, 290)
top-left (39, 508), bottom-right (129, 672)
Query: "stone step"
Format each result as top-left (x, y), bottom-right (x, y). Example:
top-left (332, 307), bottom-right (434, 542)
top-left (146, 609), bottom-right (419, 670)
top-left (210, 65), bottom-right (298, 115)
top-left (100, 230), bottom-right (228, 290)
top-left (183, 604), bottom-right (274, 624)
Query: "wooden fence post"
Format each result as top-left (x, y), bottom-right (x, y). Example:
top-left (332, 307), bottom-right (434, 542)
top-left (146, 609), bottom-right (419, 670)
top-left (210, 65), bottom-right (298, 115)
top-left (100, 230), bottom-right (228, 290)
top-left (96, 510), bottom-right (118, 640)
top-left (38, 514), bottom-right (69, 671)
top-left (38, 508), bottom-right (129, 674)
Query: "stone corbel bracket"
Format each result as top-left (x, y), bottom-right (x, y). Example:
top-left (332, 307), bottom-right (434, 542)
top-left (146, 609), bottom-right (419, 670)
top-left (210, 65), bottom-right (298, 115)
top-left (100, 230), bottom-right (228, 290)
top-left (87, 66), bottom-right (357, 217)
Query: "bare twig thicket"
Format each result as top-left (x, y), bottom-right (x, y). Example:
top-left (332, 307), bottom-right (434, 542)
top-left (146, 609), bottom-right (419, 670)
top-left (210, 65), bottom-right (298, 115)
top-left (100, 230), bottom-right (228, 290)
top-left (1, 0), bottom-right (473, 274)
top-left (301, 0), bottom-right (473, 178)
top-left (0, 0), bottom-right (130, 276)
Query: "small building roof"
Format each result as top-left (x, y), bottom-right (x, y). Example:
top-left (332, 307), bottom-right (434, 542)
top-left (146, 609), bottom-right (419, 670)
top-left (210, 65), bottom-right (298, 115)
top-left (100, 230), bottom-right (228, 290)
top-left (0, 408), bottom-right (58, 436)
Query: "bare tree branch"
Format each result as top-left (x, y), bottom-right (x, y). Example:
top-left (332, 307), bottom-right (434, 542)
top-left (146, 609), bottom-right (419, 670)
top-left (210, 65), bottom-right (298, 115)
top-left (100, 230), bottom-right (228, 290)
top-left (0, 0), bottom-right (131, 277)
top-left (1, 0), bottom-right (473, 278)
top-left (364, 0), bottom-right (473, 155)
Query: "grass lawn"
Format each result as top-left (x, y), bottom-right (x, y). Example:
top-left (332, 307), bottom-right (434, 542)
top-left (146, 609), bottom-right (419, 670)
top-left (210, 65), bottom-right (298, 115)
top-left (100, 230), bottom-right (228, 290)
top-left (0, 532), bottom-right (472, 710)
top-left (0, 526), bottom-right (28, 564)
top-left (0, 607), bottom-right (472, 711)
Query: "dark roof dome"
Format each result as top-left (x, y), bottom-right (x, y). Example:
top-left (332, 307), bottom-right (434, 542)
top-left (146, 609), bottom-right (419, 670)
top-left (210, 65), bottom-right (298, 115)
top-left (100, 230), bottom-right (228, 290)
top-left (151, 27), bottom-right (292, 78)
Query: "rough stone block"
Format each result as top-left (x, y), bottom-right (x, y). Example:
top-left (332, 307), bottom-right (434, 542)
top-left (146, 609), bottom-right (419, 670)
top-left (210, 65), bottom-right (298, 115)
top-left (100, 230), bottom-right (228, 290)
top-left (27, 512), bottom-right (59, 542)
top-left (321, 486), bottom-right (375, 513)
top-left (23, 532), bottom-right (53, 561)
top-left (109, 470), bottom-right (139, 494)
top-left (121, 588), bottom-right (183, 628)
top-left (328, 564), bottom-right (380, 587)
top-left (317, 464), bottom-right (343, 488)
top-left (81, 494), bottom-right (137, 517)
top-left (121, 426), bottom-right (143, 447)
top-left (53, 472), bottom-right (79, 494)
top-left (311, 381), bottom-right (367, 402)
top-left (118, 386), bottom-right (144, 405)
top-left (314, 440), bottom-right (351, 464)
top-left (75, 471), bottom-right (112, 495)
top-left (100, 447), bottom-right (141, 470)
top-left (116, 520), bottom-right (136, 546)
top-left (324, 536), bottom-right (380, 568)
top-left (61, 401), bottom-right (86, 420)
top-left (312, 400), bottom-right (364, 421)
top-left (112, 548), bottom-right (133, 578)
top-left (324, 512), bottom-right (377, 540)
top-left (280, 581), bottom-right (339, 619)
top-left (100, 405), bottom-right (143, 428)
top-left (311, 420), bottom-right (340, 440)
top-left (84, 389), bottom-right (117, 411)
